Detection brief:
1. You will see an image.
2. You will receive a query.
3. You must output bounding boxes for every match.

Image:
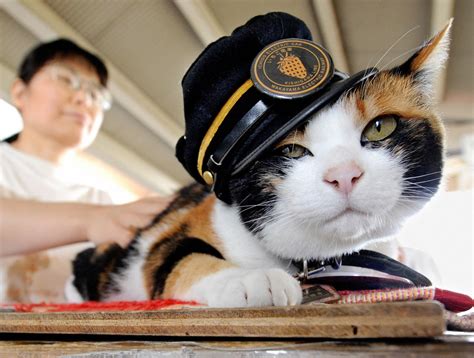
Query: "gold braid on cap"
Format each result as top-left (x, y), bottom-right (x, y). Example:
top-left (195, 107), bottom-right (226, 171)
top-left (197, 79), bottom-right (254, 185)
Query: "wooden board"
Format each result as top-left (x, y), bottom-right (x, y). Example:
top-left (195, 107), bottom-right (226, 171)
top-left (0, 301), bottom-right (445, 339)
top-left (1, 335), bottom-right (474, 357)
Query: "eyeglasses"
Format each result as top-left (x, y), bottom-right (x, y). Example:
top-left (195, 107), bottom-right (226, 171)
top-left (45, 64), bottom-right (112, 111)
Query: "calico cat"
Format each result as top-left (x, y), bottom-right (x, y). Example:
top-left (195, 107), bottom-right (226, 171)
top-left (66, 17), bottom-right (451, 307)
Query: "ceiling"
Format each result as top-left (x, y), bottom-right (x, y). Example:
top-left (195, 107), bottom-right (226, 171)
top-left (1, 0), bottom-right (473, 194)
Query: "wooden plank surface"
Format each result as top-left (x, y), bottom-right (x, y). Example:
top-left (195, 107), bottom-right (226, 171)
top-left (0, 301), bottom-right (445, 339)
top-left (1, 335), bottom-right (474, 357)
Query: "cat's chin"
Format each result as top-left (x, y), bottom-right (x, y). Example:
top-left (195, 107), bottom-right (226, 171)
top-left (261, 209), bottom-right (403, 260)
top-left (323, 207), bottom-right (367, 226)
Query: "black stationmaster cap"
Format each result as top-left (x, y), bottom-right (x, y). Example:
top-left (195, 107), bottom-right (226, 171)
top-left (176, 12), bottom-right (378, 203)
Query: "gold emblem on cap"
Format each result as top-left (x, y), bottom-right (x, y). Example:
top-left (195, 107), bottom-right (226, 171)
top-left (251, 38), bottom-right (334, 99)
top-left (278, 52), bottom-right (307, 79)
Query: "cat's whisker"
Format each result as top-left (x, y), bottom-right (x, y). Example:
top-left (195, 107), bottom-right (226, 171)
top-left (239, 205), bottom-right (276, 215)
top-left (400, 195), bottom-right (431, 203)
top-left (403, 185), bottom-right (438, 193)
top-left (403, 191), bottom-right (437, 198)
top-left (404, 180), bottom-right (440, 188)
top-left (400, 191), bottom-right (433, 198)
top-left (237, 199), bottom-right (281, 214)
top-left (398, 196), bottom-right (432, 202)
top-left (401, 193), bottom-right (436, 200)
top-left (403, 185), bottom-right (438, 195)
top-left (371, 25), bottom-right (421, 73)
top-left (238, 200), bottom-right (279, 209)
top-left (236, 193), bottom-right (253, 206)
top-left (405, 179), bottom-right (441, 186)
top-left (404, 171), bottom-right (443, 180)
top-left (397, 198), bottom-right (423, 204)
top-left (378, 45), bottom-right (426, 72)
top-left (358, 25), bottom-right (420, 99)
top-left (243, 208), bottom-right (296, 228)
top-left (401, 187), bottom-right (436, 194)
top-left (401, 192), bottom-right (434, 197)
top-left (243, 209), bottom-right (274, 223)
top-left (392, 203), bottom-right (411, 213)
top-left (238, 206), bottom-right (272, 214)
top-left (253, 214), bottom-right (296, 233)
top-left (267, 210), bottom-right (301, 224)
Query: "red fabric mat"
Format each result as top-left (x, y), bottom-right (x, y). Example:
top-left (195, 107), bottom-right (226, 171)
top-left (2, 286), bottom-right (471, 314)
top-left (6, 299), bottom-right (199, 313)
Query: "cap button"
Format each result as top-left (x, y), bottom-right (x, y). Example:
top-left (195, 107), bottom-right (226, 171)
top-left (203, 171), bottom-right (214, 185)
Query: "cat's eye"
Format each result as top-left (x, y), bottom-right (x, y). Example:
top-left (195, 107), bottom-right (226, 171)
top-left (276, 144), bottom-right (312, 159)
top-left (362, 115), bottom-right (398, 142)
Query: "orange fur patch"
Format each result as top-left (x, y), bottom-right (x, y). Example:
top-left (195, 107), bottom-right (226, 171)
top-left (86, 243), bottom-right (124, 295)
top-left (162, 253), bottom-right (234, 299)
top-left (93, 243), bottom-right (114, 259)
top-left (349, 73), bottom-right (444, 139)
top-left (356, 98), bottom-right (366, 117)
top-left (142, 225), bottom-right (184, 297)
top-left (98, 251), bottom-right (121, 294)
top-left (140, 189), bottom-right (221, 298)
top-left (6, 253), bottom-right (50, 302)
top-left (411, 25), bottom-right (449, 72)
top-left (184, 195), bottom-right (220, 250)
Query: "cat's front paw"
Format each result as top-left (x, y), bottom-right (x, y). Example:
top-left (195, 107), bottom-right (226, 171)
top-left (183, 268), bottom-right (302, 307)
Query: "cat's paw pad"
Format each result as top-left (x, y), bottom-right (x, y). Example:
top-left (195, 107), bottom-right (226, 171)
top-left (189, 268), bottom-right (302, 307)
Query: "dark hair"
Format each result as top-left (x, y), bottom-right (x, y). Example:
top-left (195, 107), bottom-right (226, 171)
top-left (18, 38), bottom-right (108, 86)
top-left (4, 39), bottom-right (108, 143)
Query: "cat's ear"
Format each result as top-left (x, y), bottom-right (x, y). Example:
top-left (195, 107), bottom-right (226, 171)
top-left (394, 19), bottom-right (453, 96)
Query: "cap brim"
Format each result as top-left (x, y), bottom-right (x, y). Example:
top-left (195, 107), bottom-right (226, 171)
top-left (231, 68), bottom-right (379, 176)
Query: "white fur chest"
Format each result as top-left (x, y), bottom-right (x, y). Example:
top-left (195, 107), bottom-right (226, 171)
top-left (212, 201), bottom-right (293, 272)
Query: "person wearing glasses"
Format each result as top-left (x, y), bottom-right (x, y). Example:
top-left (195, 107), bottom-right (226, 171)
top-left (0, 39), bottom-right (169, 303)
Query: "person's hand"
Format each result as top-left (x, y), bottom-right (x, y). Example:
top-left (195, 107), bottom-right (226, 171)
top-left (84, 196), bottom-right (172, 247)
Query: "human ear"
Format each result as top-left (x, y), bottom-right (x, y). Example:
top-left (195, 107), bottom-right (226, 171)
top-left (10, 78), bottom-right (27, 111)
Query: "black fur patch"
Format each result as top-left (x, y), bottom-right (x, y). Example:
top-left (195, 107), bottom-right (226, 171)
top-left (389, 41), bottom-right (428, 78)
top-left (118, 183), bottom-right (211, 274)
top-left (228, 154), bottom-right (291, 233)
top-left (139, 183), bottom-right (210, 233)
top-left (363, 118), bottom-right (443, 199)
top-left (71, 244), bottom-right (126, 301)
top-left (150, 234), bottom-right (224, 298)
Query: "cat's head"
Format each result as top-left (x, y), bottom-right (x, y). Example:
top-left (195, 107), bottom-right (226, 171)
top-left (228, 22), bottom-right (451, 260)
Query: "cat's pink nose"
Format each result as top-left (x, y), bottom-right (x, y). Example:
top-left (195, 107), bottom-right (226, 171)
top-left (324, 162), bottom-right (364, 195)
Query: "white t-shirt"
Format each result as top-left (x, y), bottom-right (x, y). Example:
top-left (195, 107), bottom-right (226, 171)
top-left (0, 142), bottom-right (113, 303)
